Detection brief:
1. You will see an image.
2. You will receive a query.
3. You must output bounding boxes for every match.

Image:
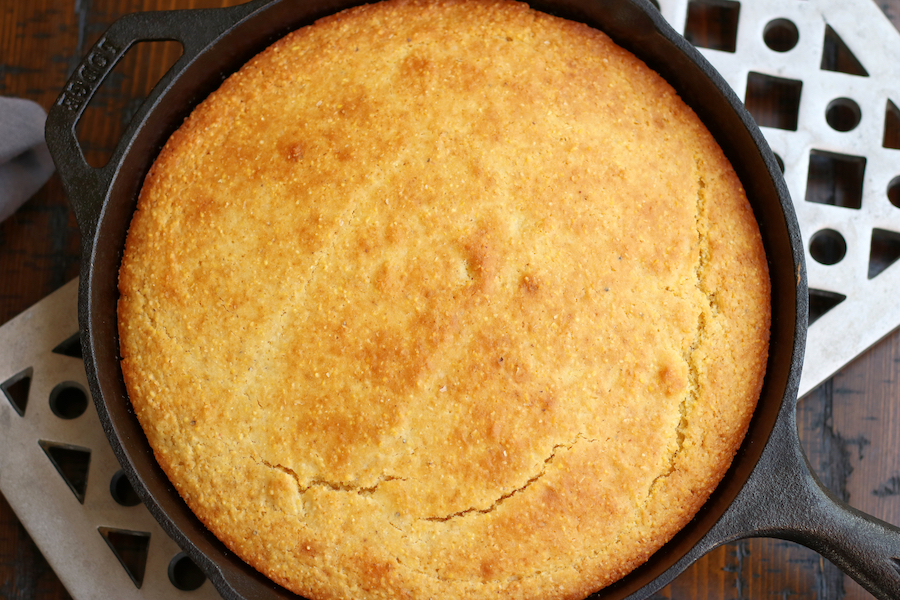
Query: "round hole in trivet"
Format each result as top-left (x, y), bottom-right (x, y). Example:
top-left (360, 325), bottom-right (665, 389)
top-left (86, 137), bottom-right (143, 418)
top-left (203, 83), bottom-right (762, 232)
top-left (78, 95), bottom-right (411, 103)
top-left (826, 98), bottom-right (862, 132)
top-left (889, 176), bottom-right (900, 208)
top-left (48, 382), bottom-right (88, 419)
top-left (168, 552), bottom-right (207, 591)
top-left (109, 470), bottom-right (142, 507)
top-left (773, 152), bottom-right (785, 173)
top-left (809, 229), bottom-right (847, 265)
top-left (763, 18), bottom-right (799, 52)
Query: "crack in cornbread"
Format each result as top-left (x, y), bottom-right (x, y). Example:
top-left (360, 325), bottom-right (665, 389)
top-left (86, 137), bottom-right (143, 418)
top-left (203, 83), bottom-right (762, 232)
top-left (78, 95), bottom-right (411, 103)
top-left (117, 1), bottom-right (771, 598)
top-left (655, 168), bottom-right (712, 487)
top-left (424, 435), bottom-right (596, 522)
top-left (261, 460), bottom-right (408, 496)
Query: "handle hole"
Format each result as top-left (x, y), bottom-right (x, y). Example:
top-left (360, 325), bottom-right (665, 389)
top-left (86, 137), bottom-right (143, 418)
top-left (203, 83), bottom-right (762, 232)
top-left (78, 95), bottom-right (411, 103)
top-left (889, 557), bottom-right (900, 576)
top-left (76, 40), bottom-right (183, 169)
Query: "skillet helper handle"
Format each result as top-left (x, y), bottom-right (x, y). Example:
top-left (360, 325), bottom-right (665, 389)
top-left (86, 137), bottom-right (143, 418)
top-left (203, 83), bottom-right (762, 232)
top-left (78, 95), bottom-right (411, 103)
top-left (45, 3), bottom-right (257, 240)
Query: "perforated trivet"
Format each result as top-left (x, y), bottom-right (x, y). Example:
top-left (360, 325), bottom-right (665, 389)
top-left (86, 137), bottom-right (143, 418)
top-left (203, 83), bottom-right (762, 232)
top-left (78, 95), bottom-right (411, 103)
top-left (0, 279), bottom-right (219, 599)
top-left (657, 0), bottom-right (900, 397)
top-left (2, 1), bottom-right (899, 598)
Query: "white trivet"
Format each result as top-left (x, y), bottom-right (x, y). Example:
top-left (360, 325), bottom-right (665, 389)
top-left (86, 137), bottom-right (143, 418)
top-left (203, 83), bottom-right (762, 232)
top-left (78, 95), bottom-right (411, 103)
top-left (0, 279), bottom-right (218, 600)
top-left (2, 0), bottom-right (899, 598)
top-left (657, 0), bottom-right (900, 396)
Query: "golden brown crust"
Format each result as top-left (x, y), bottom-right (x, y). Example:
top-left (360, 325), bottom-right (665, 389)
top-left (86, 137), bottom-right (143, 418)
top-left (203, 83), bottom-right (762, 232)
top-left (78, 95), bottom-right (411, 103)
top-left (117, 1), bottom-right (771, 598)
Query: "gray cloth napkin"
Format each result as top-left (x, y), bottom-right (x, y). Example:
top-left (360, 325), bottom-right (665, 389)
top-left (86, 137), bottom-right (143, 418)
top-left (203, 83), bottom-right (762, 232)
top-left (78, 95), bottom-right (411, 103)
top-left (0, 97), bottom-right (55, 222)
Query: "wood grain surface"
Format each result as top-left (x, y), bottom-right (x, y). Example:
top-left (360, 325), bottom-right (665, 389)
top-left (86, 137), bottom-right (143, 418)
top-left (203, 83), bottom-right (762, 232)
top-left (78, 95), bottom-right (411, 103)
top-left (1, 1), bottom-right (899, 599)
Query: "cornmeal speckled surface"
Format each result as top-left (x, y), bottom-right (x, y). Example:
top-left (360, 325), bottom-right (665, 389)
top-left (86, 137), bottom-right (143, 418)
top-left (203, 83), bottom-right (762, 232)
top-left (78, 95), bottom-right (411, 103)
top-left (117, 1), bottom-right (771, 598)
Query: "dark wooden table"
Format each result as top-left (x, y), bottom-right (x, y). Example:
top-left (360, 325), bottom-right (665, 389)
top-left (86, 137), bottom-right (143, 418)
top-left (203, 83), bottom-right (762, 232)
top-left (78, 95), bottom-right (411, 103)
top-left (2, 1), bottom-right (899, 599)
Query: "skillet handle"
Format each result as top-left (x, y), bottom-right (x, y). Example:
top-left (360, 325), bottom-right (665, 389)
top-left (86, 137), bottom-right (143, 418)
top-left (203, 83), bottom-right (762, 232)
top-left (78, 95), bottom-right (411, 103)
top-left (798, 491), bottom-right (900, 600)
top-left (724, 413), bottom-right (900, 600)
top-left (44, 3), bottom-right (259, 241)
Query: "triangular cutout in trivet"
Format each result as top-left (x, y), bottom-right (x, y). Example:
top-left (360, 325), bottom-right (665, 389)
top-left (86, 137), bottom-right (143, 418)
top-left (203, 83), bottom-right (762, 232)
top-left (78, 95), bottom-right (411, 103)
top-left (1, 367), bottom-right (32, 417)
top-left (98, 527), bottom-right (151, 588)
top-left (808, 289), bottom-right (846, 325)
top-left (868, 228), bottom-right (900, 279)
top-left (884, 99), bottom-right (900, 150)
top-left (821, 24), bottom-right (869, 77)
top-left (39, 440), bottom-right (91, 504)
top-left (51, 331), bottom-right (83, 360)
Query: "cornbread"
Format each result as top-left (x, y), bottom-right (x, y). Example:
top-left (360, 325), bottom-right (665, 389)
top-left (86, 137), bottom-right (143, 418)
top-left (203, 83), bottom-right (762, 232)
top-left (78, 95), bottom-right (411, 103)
top-left (117, 0), bottom-right (771, 598)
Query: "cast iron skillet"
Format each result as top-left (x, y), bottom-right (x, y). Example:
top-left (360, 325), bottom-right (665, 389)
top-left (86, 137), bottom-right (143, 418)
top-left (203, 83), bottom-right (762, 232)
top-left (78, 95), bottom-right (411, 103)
top-left (44, 0), bottom-right (900, 598)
